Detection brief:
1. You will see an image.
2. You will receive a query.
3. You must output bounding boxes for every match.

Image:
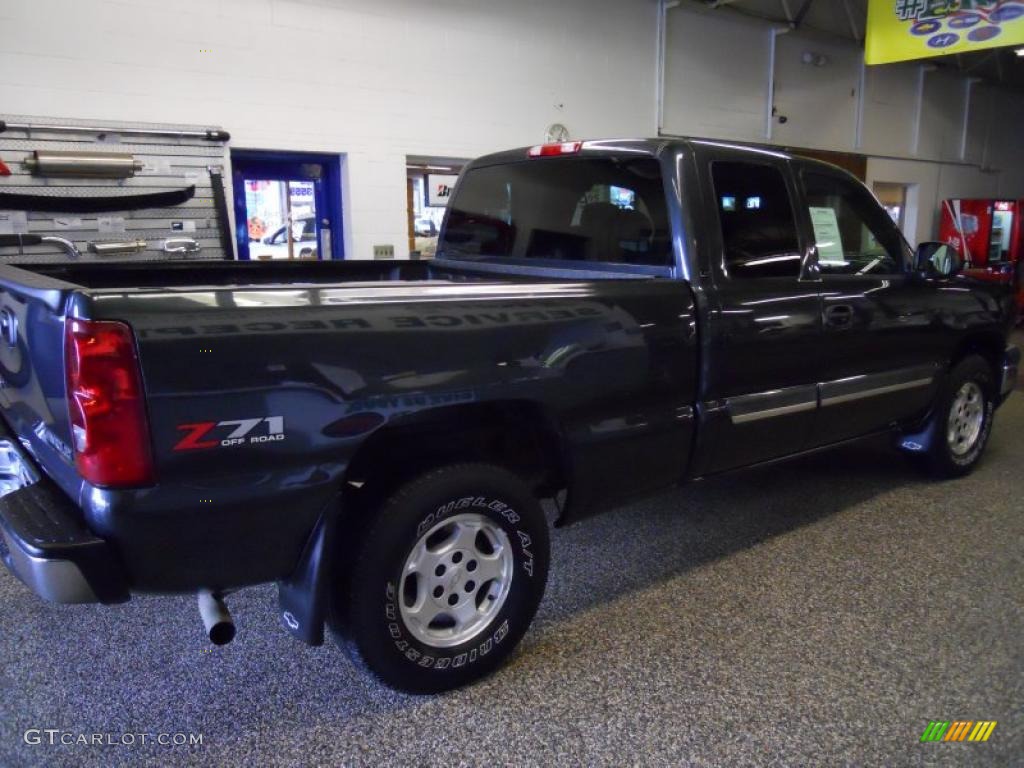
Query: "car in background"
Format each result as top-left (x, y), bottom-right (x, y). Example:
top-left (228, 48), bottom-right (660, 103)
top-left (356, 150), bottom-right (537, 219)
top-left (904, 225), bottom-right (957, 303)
top-left (252, 214), bottom-right (318, 260)
top-left (413, 217), bottom-right (440, 257)
top-left (414, 218), bottom-right (438, 237)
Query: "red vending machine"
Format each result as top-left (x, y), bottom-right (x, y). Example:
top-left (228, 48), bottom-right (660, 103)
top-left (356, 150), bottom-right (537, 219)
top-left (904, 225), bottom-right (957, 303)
top-left (939, 198), bottom-right (1024, 316)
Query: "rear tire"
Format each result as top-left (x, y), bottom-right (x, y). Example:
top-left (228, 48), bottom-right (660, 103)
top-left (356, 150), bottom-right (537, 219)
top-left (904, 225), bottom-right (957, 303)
top-left (918, 355), bottom-right (995, 478)
top-left (333, 463), bottom-right (550, 693)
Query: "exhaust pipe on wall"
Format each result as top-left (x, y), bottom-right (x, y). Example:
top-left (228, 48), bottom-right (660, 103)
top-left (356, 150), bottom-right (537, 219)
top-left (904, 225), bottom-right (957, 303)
top-left (197, 589), bottom-right (236, 645)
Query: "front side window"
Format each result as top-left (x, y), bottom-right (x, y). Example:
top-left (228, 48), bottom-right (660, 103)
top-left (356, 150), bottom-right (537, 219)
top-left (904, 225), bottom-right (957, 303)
top-left (710, 161), bottom-right (802, 279)
top-left (440, 157), bottom-right (672, 268)
top-left (803, 171), bottom-right (911, 276)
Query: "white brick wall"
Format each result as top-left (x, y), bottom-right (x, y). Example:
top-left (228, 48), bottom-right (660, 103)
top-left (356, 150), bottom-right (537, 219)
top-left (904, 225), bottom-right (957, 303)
top-left (0, 0), bottom-right (658, 259)
top-left (1, 0), bottom-right (1020, 255)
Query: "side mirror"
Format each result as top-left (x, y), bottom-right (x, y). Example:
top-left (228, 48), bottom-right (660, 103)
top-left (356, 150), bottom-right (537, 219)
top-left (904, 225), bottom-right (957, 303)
top-left (916, 241), bottom-right (962, 277)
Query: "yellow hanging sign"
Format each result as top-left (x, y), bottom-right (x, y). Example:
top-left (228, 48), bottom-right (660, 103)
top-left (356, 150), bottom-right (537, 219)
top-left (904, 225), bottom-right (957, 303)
top-left (865, 0), bottom-right (1024, 64)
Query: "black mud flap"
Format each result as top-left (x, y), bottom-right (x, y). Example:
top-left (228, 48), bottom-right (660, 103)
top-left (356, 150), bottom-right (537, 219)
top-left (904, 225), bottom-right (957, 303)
top-left (277, 500), bottom-right (340, 646)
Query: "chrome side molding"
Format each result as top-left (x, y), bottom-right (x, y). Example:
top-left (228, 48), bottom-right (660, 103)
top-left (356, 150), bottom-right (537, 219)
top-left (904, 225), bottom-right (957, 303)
top-left (727, 385), bottom-right (817, 425)
top-left (819, 366), bottom-right (937, 408)
top-left (725, 365), bottom-right (939, 424)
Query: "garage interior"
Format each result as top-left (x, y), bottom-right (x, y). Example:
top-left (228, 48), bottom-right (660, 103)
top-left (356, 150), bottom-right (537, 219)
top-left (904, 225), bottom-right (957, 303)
top-left (1, 0), bottom-right (1023, 765)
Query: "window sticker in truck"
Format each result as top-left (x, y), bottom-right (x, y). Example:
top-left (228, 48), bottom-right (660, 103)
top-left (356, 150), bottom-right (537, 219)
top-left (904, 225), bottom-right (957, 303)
top-left (173, 417), bottom-right (285, 451)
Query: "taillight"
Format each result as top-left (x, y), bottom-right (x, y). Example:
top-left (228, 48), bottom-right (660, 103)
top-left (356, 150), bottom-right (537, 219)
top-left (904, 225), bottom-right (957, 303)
top-left (527, 141), bottom-right (583, 158)
top-left (64, 318), bottom-right (155, 488)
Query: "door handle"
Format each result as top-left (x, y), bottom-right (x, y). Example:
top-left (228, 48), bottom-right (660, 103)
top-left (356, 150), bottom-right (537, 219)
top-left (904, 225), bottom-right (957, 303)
top-left (824, 304), bottom-right (854, 327)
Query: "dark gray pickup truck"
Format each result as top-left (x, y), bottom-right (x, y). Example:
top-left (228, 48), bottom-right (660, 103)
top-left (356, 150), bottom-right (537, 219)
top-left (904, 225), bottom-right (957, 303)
top-left (0, 138), bottom-right (1018, 692)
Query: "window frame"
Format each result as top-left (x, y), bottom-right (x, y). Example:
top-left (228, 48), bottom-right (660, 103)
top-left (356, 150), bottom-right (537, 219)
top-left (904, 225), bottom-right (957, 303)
top-left (796, 164), bottom-right (914, 280)
top-left (700, 152), bottom-right (815, 285)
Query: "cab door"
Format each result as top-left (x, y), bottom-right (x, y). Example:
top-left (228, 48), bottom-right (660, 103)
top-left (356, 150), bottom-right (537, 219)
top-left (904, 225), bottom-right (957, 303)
top-left (793, 162), bottom-right (943, 446)
top-left (691, 146), bottom-right (825, 475)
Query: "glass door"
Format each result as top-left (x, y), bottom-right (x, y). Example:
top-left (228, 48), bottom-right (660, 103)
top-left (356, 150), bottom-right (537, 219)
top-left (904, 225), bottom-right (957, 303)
top-left (230, 151), bottom-right (343, 260)
top-left (242, 179), bottom-right (321, 260)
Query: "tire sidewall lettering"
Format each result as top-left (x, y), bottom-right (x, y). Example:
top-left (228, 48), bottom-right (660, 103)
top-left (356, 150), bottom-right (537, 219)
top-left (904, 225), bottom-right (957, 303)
top-left (415, 496), bottom-right (521, 538)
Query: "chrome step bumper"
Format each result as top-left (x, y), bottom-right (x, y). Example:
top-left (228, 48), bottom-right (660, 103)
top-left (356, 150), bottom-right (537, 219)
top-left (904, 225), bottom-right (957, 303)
top-left (0, 425), bottom-right (127, 604)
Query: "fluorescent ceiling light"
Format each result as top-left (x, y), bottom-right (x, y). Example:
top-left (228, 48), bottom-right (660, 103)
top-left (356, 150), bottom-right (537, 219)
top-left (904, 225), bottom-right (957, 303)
top-left (1016, 47), bottom-right (1024, 56)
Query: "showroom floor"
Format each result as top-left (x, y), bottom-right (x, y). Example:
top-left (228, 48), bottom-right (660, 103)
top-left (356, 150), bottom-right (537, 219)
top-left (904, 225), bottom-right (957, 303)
top-left (1, 342), bottom-right (1021, 767)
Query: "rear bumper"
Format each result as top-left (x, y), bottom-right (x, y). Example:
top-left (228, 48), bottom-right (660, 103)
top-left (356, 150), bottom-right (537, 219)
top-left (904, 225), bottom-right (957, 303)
top-left (1000, 344), bottom-right (1020, 403)
top-left (0, 428), bottom-right (128, 604)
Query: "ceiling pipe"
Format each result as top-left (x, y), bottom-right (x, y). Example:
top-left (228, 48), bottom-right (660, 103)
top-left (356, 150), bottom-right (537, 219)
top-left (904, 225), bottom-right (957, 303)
top-left (656, 0), bottom-right (668, 134)
top-left (765, 26), bottom-right (792, 141)
top-left (841, 0), bottom-right (861, 42)
top-left (792, 0), bottom-right (815, 29)
top-left (959, 77), bottom-right (982, 161)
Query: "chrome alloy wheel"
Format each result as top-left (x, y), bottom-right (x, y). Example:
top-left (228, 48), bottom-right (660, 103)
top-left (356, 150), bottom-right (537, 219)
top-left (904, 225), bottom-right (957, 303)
top-left (398, 513), bottom-right (514, 648)
top-left (947, 381), bottom-right (985, 457)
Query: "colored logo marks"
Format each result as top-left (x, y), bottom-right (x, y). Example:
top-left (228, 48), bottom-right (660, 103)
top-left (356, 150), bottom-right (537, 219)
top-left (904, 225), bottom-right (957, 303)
top-left (991, 4), bottom-right (1024, 22)
top-left (927, 32), bottom-right (959, 47)
top-left (948, 13), bottom-right (982, 28)
top-left (911, 19), bottom-right (942, 35)
top-left (967, 25), bottom-right (1002, 40)
top-left (920, 720), bottom-right (997, 743)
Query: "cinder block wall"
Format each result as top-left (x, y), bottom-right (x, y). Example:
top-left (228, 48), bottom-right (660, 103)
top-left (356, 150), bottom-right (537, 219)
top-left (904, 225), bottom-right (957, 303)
top-left (0, 0), bottom-right (657, 259)
top-left (1, 0), bottom-right (1020, 256)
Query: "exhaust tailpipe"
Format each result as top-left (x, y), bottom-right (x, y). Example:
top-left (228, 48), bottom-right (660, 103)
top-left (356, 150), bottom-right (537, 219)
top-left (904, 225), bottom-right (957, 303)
top-left (197, 589), bottom-right (236, 645)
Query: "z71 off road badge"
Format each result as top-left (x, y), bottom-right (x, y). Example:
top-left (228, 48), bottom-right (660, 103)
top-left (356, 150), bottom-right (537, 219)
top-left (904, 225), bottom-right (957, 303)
top-left (173, 417), bottom-right (284, 451)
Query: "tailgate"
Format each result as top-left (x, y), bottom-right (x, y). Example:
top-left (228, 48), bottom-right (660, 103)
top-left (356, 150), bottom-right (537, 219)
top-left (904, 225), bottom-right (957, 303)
top-left (0, 268), bottom-right (80, 496)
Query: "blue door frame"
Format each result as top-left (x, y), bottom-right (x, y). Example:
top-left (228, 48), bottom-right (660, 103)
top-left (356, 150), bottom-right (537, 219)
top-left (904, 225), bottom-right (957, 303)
top-left (231, 150), bottom-right (344, 260)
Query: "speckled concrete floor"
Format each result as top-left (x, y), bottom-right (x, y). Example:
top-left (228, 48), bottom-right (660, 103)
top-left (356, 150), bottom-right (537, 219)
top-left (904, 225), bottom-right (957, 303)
top-left (1, 364), bottom-right (1022, 767)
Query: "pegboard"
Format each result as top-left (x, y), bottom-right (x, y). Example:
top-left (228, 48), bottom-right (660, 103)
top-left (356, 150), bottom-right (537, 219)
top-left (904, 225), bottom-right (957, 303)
top-left (0, 114), bottom-right (233, 263)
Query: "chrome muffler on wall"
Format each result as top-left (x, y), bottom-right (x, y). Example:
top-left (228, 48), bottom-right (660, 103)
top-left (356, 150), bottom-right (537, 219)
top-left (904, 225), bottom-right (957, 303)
top-left (87, 239), bottom-right (147, 256)
top-left (24, 150), bottom-right (144, 178)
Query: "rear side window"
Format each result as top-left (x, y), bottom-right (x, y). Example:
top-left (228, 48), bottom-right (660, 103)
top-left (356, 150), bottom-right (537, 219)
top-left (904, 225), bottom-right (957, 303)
top-left (440, 157), bottom-right (672, 268)
top-left (711, 161), bottom-right (801, 279)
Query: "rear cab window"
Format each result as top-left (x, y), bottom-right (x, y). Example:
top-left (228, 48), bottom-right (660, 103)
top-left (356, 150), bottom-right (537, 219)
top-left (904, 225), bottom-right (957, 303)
top-left (439, 156), bottom-right (673, 274)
